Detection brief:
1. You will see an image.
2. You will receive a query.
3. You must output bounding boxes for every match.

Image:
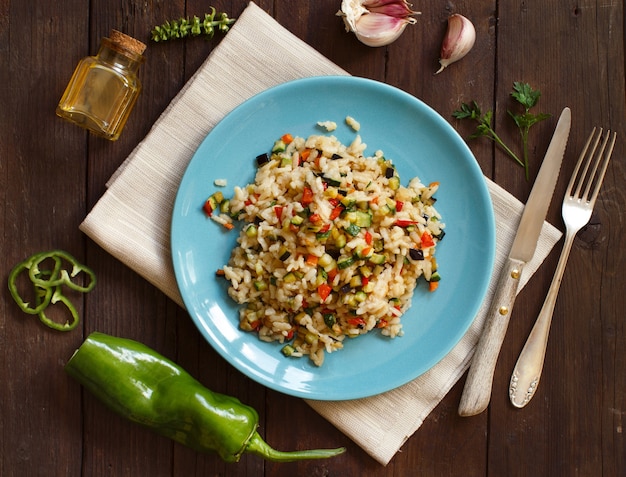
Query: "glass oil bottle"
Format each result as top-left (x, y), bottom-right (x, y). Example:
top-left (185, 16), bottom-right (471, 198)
top-left (57, 30), bottom-right (146, 141)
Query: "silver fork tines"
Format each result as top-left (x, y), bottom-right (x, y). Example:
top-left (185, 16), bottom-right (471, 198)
top-left (509, 128), bottom-right (617, 408)
top-left (569, 128), bottom-right (617, 207)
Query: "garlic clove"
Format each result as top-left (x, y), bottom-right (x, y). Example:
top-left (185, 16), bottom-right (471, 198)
top-left (338, 0), bottom-right (419, 47)
top-left (363, 0), bottom-right (415, 18)
top-left (435, 14), bottom-right (476, 74)
top-left (353, 12), bottom-right (415, 47)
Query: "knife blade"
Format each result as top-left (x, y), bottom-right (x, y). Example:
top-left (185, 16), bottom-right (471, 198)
top-left (458, 107), bottom-right (571, 417)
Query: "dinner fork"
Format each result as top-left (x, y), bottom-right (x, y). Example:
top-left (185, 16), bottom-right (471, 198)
top-left (509, 127), bottom-right (617, 408)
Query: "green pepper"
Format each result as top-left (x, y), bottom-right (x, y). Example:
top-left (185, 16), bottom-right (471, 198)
top-left (8, 250), bottom-right (96, 331)
top-left (65, 332), bottom-right (346, 463)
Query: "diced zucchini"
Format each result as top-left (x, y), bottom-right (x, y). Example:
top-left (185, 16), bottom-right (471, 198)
top-left (341, 196), bottom-right (356, 208)
top-left (388, 176), bottom-right (400, 190)
top-left (316, 268), bottom-right (328, 286)
top-left (318, 253), bottom-right (334, 268)
top-left (350, 210), bottom-right (372, 227)
top-left (278, 246), bottom-right (292, 261)
top-left (290, 215), bottom-right (304, 226)
top-left (253, 280), bottom-right (267, 291)
top-left (281, 344), bottom-right (295, 357)
top-left (337, 256), bottom-right (355, 270)
top-left (359, 265), bottom-right (373, 278)
top-left (354, 291), bottom-right (367, 303)
top-left (362, 281), bottom-right (376, 293)
top-left (220, 199), bottom-right (230, 214)
top-left (344, 223), bottom-right (361, 237)
top-left (272, 139), bottom-right (286, 153)
top-left (354, 244), bottom-right (373, 259)
top-left (323, 313), bottom-right (336, 328)
top-left (245, 224), bottom-right (258, 238)
top-left (316, 230), bottom-right (331, 240)
top-left (283, 272), bottom-right (297, 283)
top-left (334, 233), bottom-right (347, 249)
top-left (369, 253), bottom-right (386, 265)
top-left (212, 191), bottom-right (224, 203)
top-left (373, 238), bottom-right (384, 252)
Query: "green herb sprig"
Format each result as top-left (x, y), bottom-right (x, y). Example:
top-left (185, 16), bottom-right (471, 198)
top-left (508, 82), bottom-right (551, 179)
top-left (151, 7), bottom-right (235, 42)
top-left (453, 82), bottom-right (550, 180)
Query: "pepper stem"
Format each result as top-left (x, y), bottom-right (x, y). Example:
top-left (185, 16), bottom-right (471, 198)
top-left (244, 431), bottom-right (346, 462)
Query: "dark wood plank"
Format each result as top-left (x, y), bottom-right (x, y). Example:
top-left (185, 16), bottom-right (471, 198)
top-left (1, 0), bottom-right (89, 475)
top-left (489, 1), bottom-right (626, 476)
top-left (80, 1), bottom-right (186, 475)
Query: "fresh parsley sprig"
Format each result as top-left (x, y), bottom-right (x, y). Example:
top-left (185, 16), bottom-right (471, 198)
top-left (453, 82), bottom-right (550, 180)
top-left (509, 82), bottom-right (551, 179)
top-left (453, 101), bottom-right (524, 168)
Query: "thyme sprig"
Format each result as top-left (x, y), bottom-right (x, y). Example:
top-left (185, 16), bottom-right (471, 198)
top-left (453, 82), bottom-right (550, 180)
top-left (151, 7), bottom-right (235, 42)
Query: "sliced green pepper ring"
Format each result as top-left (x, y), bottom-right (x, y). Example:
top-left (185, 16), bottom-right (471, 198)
top-left (8, 250), bottom-right (96, 332)
top-left (8, 255), bottom-right (61, 314)
top-left (37, 286), bottom-right (80, 331)
top-left (28, 250), bottom-right (96, 293)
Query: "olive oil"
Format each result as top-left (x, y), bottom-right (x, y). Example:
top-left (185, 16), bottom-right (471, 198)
top-left (57, 30), bottom-right (146, 141)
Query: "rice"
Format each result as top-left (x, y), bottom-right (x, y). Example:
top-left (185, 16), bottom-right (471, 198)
top-left (219, 131), bottom-right (445, 366)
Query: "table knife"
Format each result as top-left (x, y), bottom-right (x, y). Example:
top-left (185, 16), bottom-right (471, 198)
top-left (458, 107), bottom-right (571, 417)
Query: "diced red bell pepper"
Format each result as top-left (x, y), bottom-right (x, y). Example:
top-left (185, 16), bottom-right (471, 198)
top-left (364, 230), bottom-right (373, 245)
top-left (301, 187), bottom-right (314, 206)
top-left (317, 283), bottom-right (332, 302)
top-left (396, 201), bottom-right (404, 212)
top-left (306, 254), bottom-right (319, 266)
top-left (395, 219), bottom-right (419, 227)
top-left (309, 213), bottom-right (322, 224)
top-left (203, 200), bottom-right (214, 217)
top-left (421, 230), bottom-right (435, 248)
top-left (329, 206), bottom-right (343, 221)
top-left (348, 317), bottom-right (366, 327)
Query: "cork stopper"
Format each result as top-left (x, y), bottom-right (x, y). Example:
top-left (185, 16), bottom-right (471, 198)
top-left (109, 30), bottom-right (146, 55)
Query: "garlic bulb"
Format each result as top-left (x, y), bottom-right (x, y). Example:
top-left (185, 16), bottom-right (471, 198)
top-left (338, 0), bottom-right (419, 47)
top-left (436, 14), bottom-right (476, 74)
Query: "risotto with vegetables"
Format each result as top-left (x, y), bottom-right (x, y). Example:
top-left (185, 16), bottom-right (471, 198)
top-left (205, 128), bottom-right (445, 367)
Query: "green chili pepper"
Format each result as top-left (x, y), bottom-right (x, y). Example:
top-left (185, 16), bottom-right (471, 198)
top-left (65, 332), bottom-right (346, 463)
top-left (8, 250), bottom-right (96, 331)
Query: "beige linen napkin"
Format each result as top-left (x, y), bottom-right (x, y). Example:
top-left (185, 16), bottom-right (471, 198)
top-left (80, 2), bottom-right (562, 466)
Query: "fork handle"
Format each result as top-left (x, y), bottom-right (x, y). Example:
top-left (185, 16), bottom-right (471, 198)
top-left (509, 229), bottom-right (576, 408)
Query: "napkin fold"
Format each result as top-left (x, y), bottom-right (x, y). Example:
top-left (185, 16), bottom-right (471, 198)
top-left (80, 2), bottom-right (562, 466)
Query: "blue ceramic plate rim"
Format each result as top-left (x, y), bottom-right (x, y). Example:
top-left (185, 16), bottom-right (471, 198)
top-left (171, 76), bottom-right (495, 400)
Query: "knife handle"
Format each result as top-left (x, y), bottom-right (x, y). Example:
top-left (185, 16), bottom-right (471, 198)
top-left (458, 257), bottom-right (525, 417)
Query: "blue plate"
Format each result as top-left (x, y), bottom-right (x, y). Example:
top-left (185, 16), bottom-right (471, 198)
top-left (171, 76), bottom-right (495, 400)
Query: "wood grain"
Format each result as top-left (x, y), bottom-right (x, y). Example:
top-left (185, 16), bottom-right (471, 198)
top-left (1, 0), bottom-right (624, 475)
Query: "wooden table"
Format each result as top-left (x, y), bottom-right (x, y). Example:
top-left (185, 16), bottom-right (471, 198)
top-left (2, 1), bottom-right (624, 475)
